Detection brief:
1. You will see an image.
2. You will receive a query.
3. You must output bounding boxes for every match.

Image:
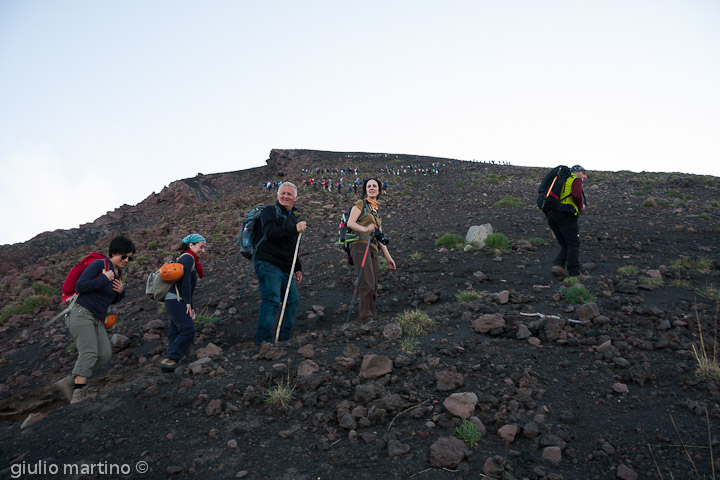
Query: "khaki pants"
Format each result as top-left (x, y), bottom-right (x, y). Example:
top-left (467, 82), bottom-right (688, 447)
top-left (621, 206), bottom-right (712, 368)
top-left (350, 242), bottom-right (378, 324)
top-left (66, 305), bottom-right (111, 378)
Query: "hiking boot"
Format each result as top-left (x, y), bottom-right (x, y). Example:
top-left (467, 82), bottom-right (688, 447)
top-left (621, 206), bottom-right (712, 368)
top-left (160, 358), bottom-right (178, 370)
top-left (71, 387), bottom-right (89, 404)
top-left (551, 265), bottom-right (568, 282)
top-left (54, 375), bottom-right (74, 403)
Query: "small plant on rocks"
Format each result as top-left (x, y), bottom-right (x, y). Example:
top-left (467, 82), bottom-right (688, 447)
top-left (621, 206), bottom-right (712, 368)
top-left (492, 195), bottom-right (523, 208)
top-left (560, 285), bottom-right (596, 304)
top-left (410, 251), bottom-right (423, 261)
top-left (617, 264), bottom-right (638, 275)
top-left (457, 290), bottom-right (481, 303)
top-left (435, 233), bottom-right (466, 249)
top-left (396, 309), bottom-right (434, 337)
top-left (264, 377), bottom-right (296, 410)
top-left (400, 338), bottom-right (419, 354)
top-left (456, 418), bottom-right (482, 447)
top-left (639, 276), bottom-right (664, 287)
top-left (485, 233), bottom-right (510, 251)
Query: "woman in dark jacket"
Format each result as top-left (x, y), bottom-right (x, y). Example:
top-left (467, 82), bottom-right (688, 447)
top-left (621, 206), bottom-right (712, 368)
top-left (58, 235), bottom-right (135, 403)
top-left (160, 234), bottom-right (206, 370)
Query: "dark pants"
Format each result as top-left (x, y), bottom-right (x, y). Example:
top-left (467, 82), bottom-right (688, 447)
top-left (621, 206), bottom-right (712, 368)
top-left (547, 210), bottom-right (581, 275)
top-left (165, 300), bottom-right (196, 360)
top-left (350, 242), bottom-right (379, 324)
top-left (255, 260), bottom-right (299, 344)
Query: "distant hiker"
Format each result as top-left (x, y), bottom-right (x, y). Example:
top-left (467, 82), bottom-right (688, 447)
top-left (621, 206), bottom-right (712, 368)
top-left (160, 234), bottom-right (206, 370)
top-left (546, 165), bottom-right (588, 281)
top-left (56, 235), bottom-right (135, 403)
top-left (255, 182), bottom-right (306, 344)
top-left (346, 178), bottom-right (396, 324)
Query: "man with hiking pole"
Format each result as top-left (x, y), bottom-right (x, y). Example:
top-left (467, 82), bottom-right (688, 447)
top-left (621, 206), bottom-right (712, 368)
top-left (254, 182), bottom-right (306, 345)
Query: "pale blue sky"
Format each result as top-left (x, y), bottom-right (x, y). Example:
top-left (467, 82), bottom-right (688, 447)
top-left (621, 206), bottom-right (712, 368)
top-left (1, 0), bottom-right (718, 245)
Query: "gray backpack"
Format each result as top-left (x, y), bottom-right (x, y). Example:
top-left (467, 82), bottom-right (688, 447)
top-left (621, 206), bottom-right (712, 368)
top-left (145, 253), bottom-right (195, 302)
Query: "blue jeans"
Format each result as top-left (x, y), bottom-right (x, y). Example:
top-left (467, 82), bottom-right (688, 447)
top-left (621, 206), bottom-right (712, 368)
top-left (165, 300), bottom-right (196, 360)
top-left (255, 260), bottom-right (299, 344)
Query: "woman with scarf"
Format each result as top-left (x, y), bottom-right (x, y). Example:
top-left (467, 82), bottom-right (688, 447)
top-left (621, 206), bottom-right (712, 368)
top-left (346, 178), bottom-right (397, 324)
top-left (160, 234), bottom-right (206, 370)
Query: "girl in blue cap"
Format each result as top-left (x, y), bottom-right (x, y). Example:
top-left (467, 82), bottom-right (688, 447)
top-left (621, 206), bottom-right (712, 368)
top-left (160, 234), bottom-right (206, 370)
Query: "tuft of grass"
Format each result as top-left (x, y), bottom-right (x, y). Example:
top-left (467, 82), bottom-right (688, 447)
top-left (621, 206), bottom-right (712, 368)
top-left (0, 295), bottom-right (51, 323)
top-left (66, 342), bottom-right (77, 353)
top-left (378, 257), bottom-right (388, 272)
top-left (531, 237), bottom-right (548, 246)
top-left (641, 198), bottom-right (659, 208)
top-left (492, 195), bottom-right (523, 208)
top-left (485, 233), bottom-right (510, 251)
top-left (147, 239), bottom-right (160, 250)
top-left (560, 285), bottom-right (596, 304)
top-left (617, 265), bottom-right (638, 275)
top-left (456, 419), bottom-right (482, 447)
top-left (639, 276), bottom-right (664, 287)
top-left (697, 284), bottom-right (720, 301)
top-left (672, 279), bottom-right (691, 289)
top-left (410, 251), bottom-right (423, 261)
top-left (264, 377), bottom-right (297, 410)
top-left (457, 290), bottom-right (481, 303)
top-left (699, 213), bottom-right (711, 221)
top-left (672, 257), bottom-right (713, 272)
top-left (400, 338), bottom-right (420, 354)
top-left (396, 309), bottom-right (435, 337)
top-left (435, 233), bottom-right (466, 249)
top-left (32, 283), bottom-right (59, 296)
top-left (692, 304), bottom-right (719, 383)
top-left (195, 315), bottom-right (219, 326)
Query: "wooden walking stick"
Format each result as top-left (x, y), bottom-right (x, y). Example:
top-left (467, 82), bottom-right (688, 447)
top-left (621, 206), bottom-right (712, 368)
top-left (275, 232), bottom-right (303, 342)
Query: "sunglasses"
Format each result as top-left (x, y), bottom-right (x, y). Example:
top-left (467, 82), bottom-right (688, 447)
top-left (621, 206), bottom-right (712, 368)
top-left (121, 254), bottom-right (134, 261)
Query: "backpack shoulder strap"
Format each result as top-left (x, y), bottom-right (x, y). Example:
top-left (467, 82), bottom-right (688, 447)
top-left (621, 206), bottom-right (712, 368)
top-left (178, 252), bottom-right (196, 271)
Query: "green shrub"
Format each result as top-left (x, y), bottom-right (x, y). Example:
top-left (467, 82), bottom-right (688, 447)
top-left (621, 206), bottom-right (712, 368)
top-left (378, 257), bottom-right (388, 272)
top-left (616, 265), bottom-right (638, 275)
top-left (264, 378), bottom-right (296, 410)
top-left (672, 279), bottom-right (691, 288)
top-left (0, 295), bottom-right (51, 323)
top-left (485, 233), bottom-right (510, 251)
top-left (492, 195), bottom-right (523, 208)
top-left (400, 338), bottom-right (420, 354)
top-left (697, 284), bottom-right (720, 300)
top-left (457, 290), bottom-right (481, 303)
top-left (531, 237), bottom-right (548, 246)
top-left (640, 198), bottom-right (659, 208)
top-left (699, 213), bottom-right (710, 221)
top-left (195, 315), bottom-right (218, 326)
top-left (456, 419), bottom-right (482, 447)
top-left (396, 309), bottom-right (434, 337)
top-left (672, 257), bottom-right (712, 272)
top-left (560, 285), bottom-right (596, 304)
top-left (435, 233), bottom-right (466, 249)
top-left (639, 276), bottom-right (664, 287)
top-left (32, 283), bottom-right (59, 296)
top-left (147, 240), bottom-right (159, 250)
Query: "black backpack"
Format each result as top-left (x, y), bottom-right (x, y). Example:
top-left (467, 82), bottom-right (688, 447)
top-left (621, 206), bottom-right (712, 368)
top-left (537, 165), bottom-right (576, 214)
top-left (235, 204), bottom-right (282, 296)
